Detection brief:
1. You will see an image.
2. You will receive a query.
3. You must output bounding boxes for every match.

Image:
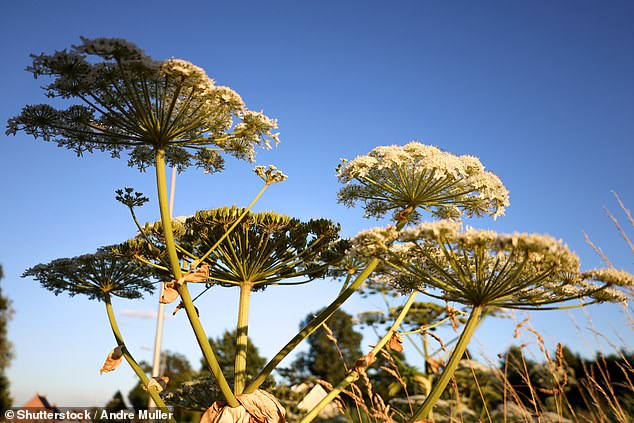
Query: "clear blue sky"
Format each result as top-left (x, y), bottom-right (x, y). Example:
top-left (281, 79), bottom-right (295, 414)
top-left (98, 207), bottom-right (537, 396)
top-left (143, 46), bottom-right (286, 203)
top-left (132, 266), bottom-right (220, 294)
top-left (1, 0), bottom-right (633, 407)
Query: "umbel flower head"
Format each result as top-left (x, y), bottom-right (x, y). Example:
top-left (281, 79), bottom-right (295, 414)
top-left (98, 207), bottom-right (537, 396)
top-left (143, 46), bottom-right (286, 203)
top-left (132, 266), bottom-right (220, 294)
top-left (119, 207), bottom-right (341, 290)
top-left (184, 207), bottom-right (341, 289)
top-left (337, 142), bottom-right (509, 222)
top-left (22, 246), bottom-right (155, 301)
top-left (365, 221), bottom-right (633, 309)
top-left (6, 37), bottom-right (280, 172)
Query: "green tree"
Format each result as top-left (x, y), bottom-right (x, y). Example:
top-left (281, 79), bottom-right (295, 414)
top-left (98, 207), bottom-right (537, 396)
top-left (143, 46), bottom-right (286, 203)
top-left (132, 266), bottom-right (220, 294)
top-left (128, 351), bottom-right (195, 421)
top-left (200, 330), bottom-right (268, 384)
top-left (98, 391), bottom-right (128, 423)
top-left (0, 265), bottom-right (12, 414)
top-left (288, 309), bottom-right (363, 385)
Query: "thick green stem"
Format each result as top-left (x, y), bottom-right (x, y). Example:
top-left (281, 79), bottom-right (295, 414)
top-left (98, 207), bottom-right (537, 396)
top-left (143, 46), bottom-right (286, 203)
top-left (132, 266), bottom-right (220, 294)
top-left (409, 305), bottom-right (484, 422)
top-left (154, 149), bottom-right (239, 408)
top-left (245, 211), bottom-right (413, 394)
top-left (245, 257), bottom-right (380, 394)
top-left (104, 296), bottom-right (175, 422)
top-left (234, 282), bottom-right (253, 395)
top-left (154, 149), bottom-right (182, 278)
top-left (300, 292), bottom-right (419, 423)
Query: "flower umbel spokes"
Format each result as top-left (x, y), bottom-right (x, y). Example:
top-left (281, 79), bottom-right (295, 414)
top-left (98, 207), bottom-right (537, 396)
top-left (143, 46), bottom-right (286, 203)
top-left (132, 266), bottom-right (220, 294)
top-left (337, 142), bottom-right (509, 221)
top-left (367, 220), bottom-right (634, 421)
top-left (384, 221), bottom-right (629, 308)
top-left (7, 37), bottom-right (280, 171)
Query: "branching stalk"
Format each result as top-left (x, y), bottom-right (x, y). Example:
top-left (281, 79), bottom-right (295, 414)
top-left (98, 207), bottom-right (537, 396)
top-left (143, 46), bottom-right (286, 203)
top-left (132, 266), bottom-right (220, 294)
top-left (245, 210), bottom-right (413, 394)
top-left (154, 148), bottom-right (239, 408)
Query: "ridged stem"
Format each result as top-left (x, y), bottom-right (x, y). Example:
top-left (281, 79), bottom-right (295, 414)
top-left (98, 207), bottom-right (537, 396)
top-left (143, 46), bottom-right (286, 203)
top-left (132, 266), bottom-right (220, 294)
top-left (234, 282), bottom-right (253, 395)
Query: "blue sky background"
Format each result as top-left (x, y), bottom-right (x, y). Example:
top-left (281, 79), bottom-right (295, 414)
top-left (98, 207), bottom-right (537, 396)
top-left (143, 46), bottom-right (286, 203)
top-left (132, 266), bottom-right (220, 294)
top-left (1, 0), bottom-right (633, 407)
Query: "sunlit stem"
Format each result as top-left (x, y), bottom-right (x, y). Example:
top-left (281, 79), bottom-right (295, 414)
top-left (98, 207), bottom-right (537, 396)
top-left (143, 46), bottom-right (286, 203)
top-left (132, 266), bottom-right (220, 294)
top-left (409, 305), bottom-right (484, 422)
top-left (234, 282), bottom-right (253, 395)
top-left (245, 210), bottom-right (413, 394)
top-left (300, 291), bottom-right (419, 423)
top-left (339, 272), bottom-right (354, 294)
top-left (400, 314), bottom-right (458, 335)
top-left (245, 257), bottom-right (380, 394)
top-left (104, 295), bottom-right (175, 422)
top-left (154, 148), bottom-right (239, 408)
top-left (196, 183), bottom-right (270, 266)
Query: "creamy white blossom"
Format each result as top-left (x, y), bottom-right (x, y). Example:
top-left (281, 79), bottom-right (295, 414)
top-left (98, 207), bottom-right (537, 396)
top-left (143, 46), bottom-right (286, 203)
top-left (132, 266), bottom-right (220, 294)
top-left (373, 224), bottom-right (630, 309)
top-left (253, 165), bottom-right (287, 185)
top-left (337, 142), bottom-right (509, 221)
top-left (347, 226), bottom-right (400, 260)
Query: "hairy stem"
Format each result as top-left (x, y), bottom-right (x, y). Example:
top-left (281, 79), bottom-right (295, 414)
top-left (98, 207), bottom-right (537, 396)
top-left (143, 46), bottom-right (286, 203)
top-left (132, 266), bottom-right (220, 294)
top-left (104, 296), bottom-right (175, 422)
top-left (154, 148), bottom-right (239, 408)
top-left (300, 291), bottom-right (419, 423)
top-left (409, 305), bottom-right (484, 421)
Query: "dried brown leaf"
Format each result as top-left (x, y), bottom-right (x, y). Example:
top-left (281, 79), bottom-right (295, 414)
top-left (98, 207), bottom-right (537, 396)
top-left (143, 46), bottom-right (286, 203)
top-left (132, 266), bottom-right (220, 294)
top-left (425, 357), bottom-right (444, 375)
top-left (160, 283), bottom-right (179, 304)
top-left (355, 352), bottom-right (377, 371)
top-left (386, 332), bottom-right (403, 352)
top-left (144, 376), bottom-right (169, 393)
top-left (201, 390), bottom-right (285, 423)
top-left (100, 345), bottom-right (124, 374)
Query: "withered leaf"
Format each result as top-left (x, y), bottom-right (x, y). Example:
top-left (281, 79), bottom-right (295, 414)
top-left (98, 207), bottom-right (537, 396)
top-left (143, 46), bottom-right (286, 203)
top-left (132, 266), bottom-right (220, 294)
top-left (144, 376), bottom-right (169, 393)
top-left (426, 357), bottom-right (444, 375)
top-left (354, 352), bottom-right (377, 371)
top-left (100, 345), bottom-right (124, 374)
top-left (160, 283), bottom-right (179, 304)
top-left (386, 332), bottom-right (404, 352)
top-left (201, 390), bottom-right (286, 423)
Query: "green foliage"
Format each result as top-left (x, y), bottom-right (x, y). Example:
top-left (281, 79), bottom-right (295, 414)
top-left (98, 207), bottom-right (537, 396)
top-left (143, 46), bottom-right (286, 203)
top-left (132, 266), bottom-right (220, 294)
top-left (498, 344), bottom-right (634, 419)
top-left (286, 309), bottom-right (363, 385)
top-left (201, 330), bottom-right (268, 382)
top-left (162, 331), bottom-right (270, 413)
top-left (0, 265), bottom-right (11, 414)
top-left (185, 208), bottom-right (341, 289)
top-left (127, 351), bottom-right (197, 421)
top-left (119, 207), bottom-right (342, 290)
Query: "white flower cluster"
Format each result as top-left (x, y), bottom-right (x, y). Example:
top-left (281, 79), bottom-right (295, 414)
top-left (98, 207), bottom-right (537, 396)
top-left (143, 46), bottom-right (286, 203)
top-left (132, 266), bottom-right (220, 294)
top-left (161, 58), bottom-right (215, 91)
top-left (253, 165), bottom-right (288, 185)
top-left (337, 142), bottom-right (509, 221)
top-left (371, 224), bottom-right (630, 309)
top-left (400, 220), bottom-right (462, 242)
top-left (347, 226), bottom-right (400, 260)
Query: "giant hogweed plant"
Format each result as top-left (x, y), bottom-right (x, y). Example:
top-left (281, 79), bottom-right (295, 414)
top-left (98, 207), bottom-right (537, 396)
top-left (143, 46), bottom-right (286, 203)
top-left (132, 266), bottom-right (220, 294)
top-left (9, 37), bottom-right (298, 421)
top-left (342, 222), bottom-right (633, 421)
top-left (21, 249), bottom-right (173, 415)
top-left (9, 37), bottom-right (630, 423)
top-left (299, 145), bottom-right (631, 422)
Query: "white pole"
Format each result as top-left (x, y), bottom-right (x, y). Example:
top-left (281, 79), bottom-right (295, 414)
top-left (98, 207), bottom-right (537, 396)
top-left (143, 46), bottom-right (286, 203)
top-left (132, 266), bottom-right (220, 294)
top-left (148, 167), bottom-right (177, 409)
